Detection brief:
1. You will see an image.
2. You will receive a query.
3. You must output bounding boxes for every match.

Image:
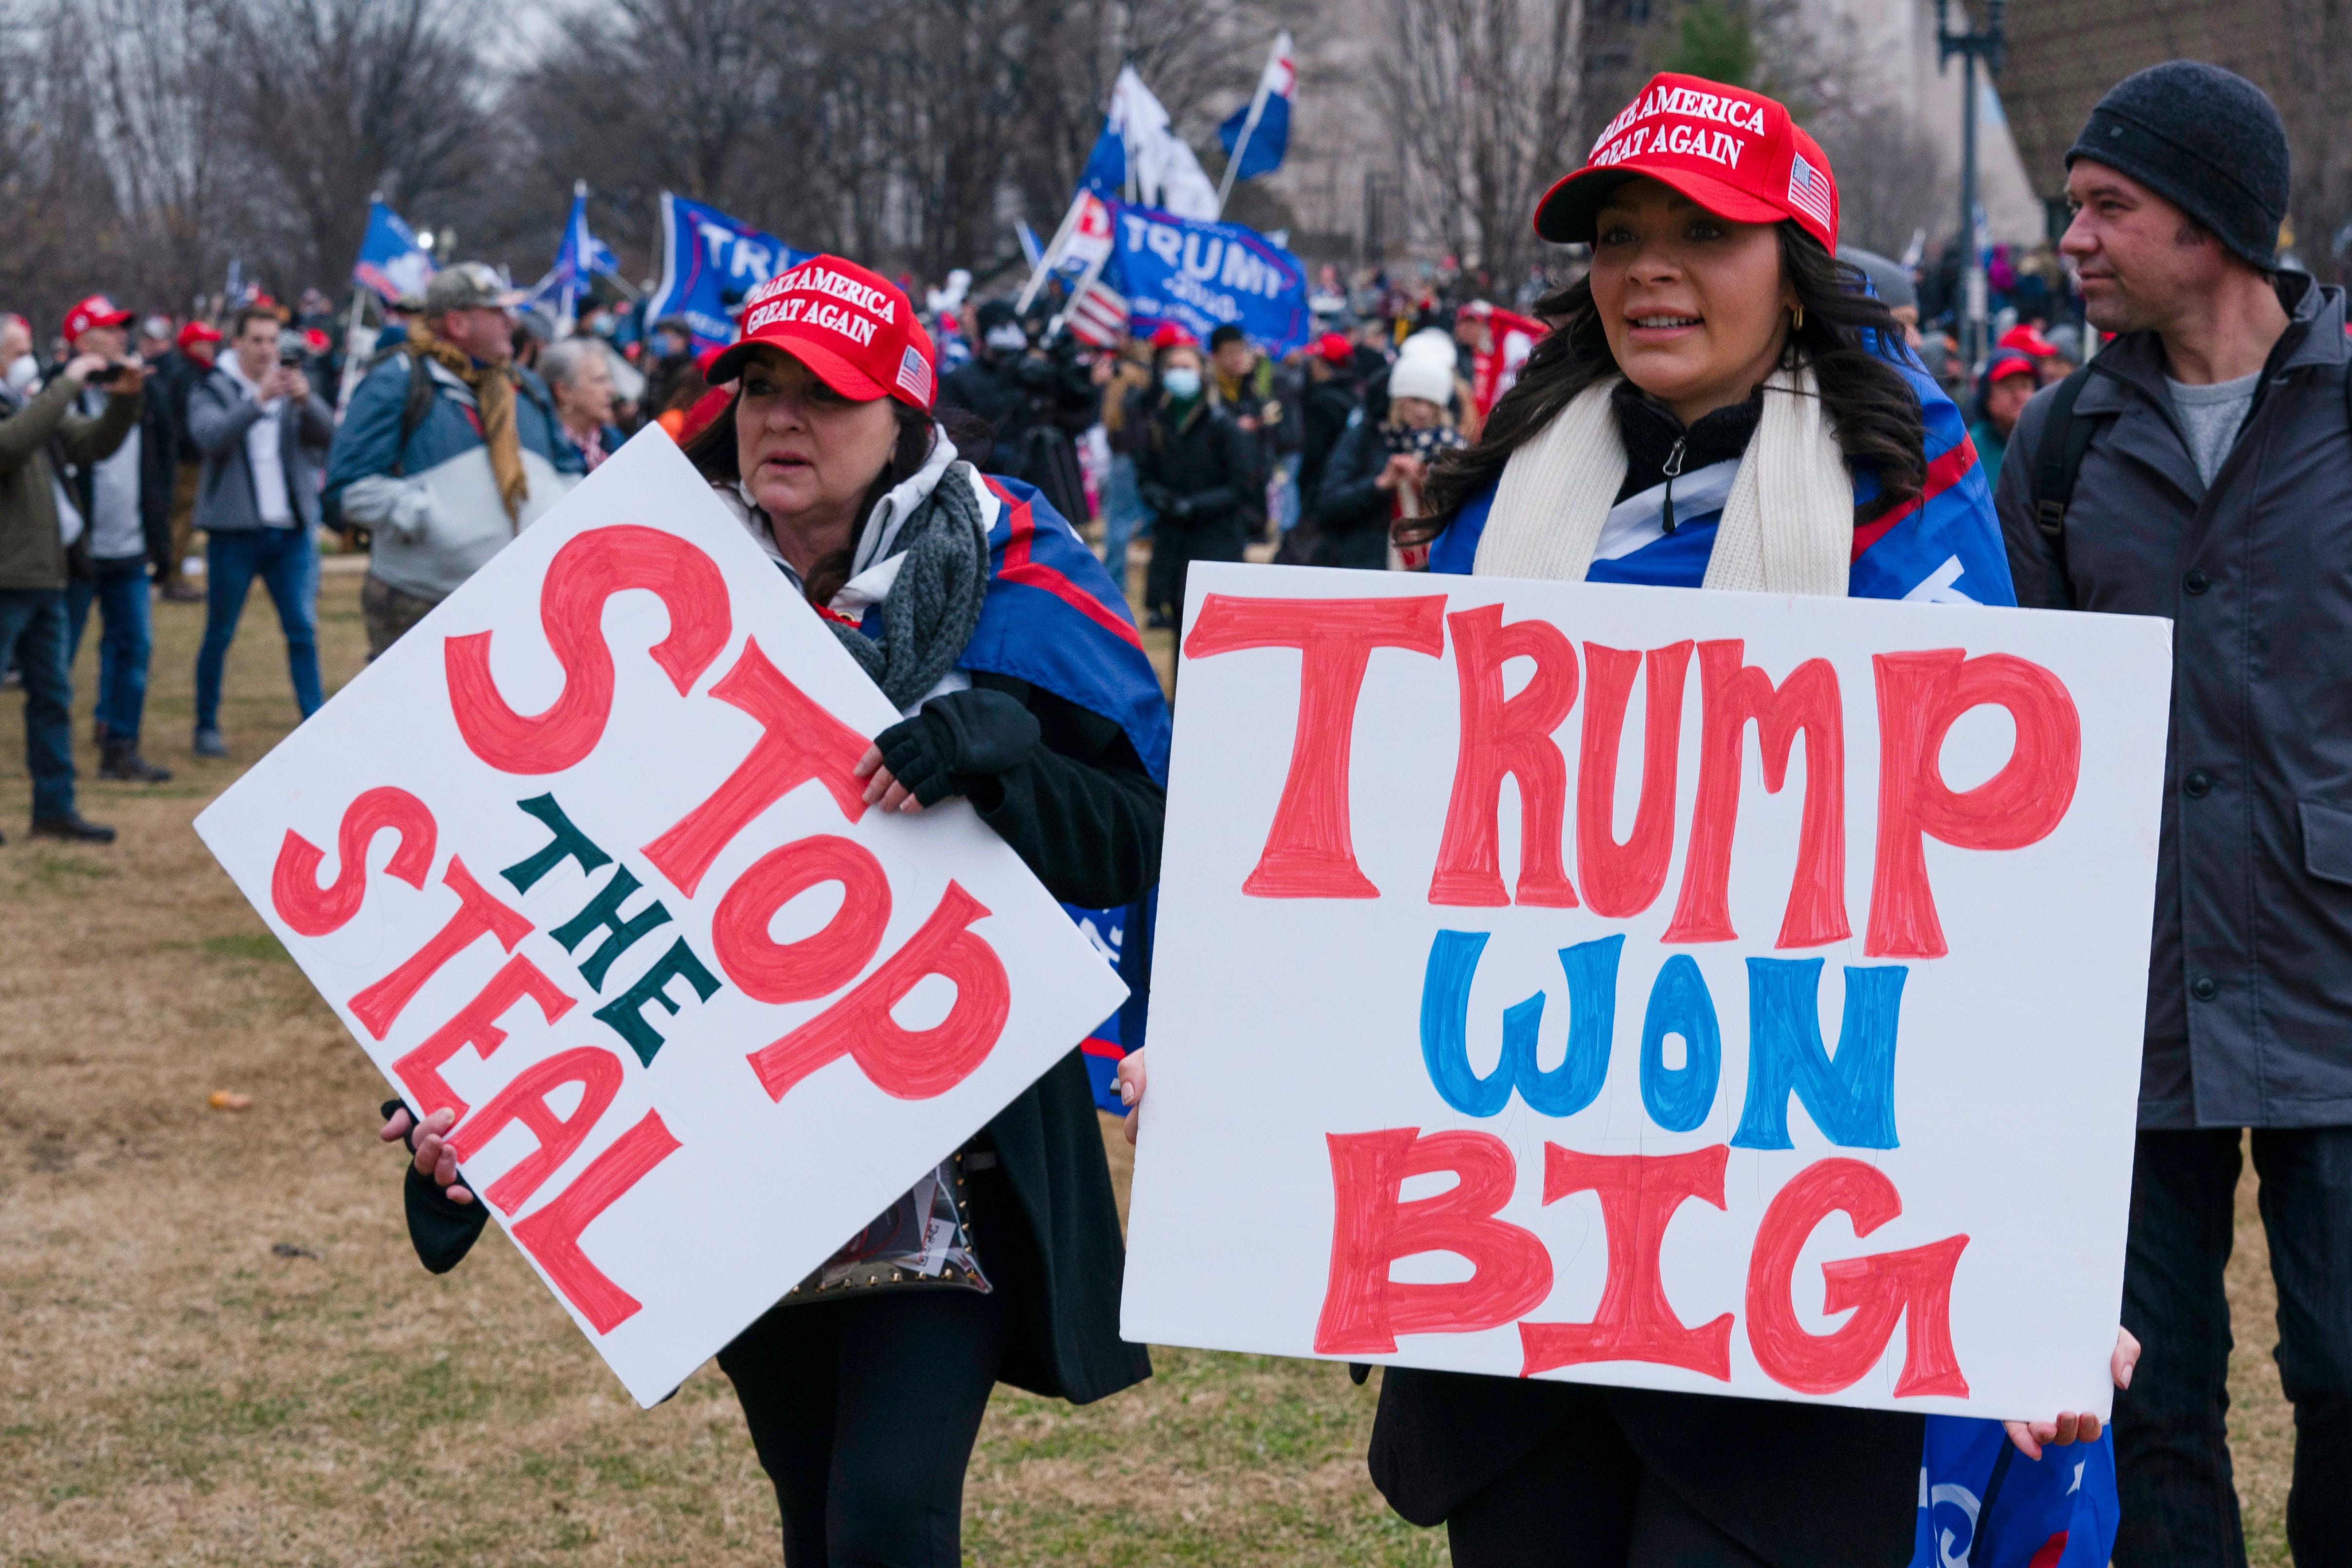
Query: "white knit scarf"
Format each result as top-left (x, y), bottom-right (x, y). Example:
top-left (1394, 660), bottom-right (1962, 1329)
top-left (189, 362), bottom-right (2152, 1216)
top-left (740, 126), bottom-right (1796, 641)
top-left (1472, 364), bottom-right (1853, 596)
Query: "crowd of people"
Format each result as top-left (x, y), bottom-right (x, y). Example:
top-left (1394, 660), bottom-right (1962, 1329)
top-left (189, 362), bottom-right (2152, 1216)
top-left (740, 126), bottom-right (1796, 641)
top-left (0, 46), bottom-right (2341, 1568)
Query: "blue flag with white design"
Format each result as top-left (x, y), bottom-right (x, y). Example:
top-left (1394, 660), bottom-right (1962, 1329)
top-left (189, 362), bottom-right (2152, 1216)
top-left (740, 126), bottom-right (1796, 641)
top-left (352, 199), bottom-right (435, 305)
top-left (1911, 1420), bottom-right (2119, 1568)
top-left (1217, 32), bottom-right (1296, 183)
top-left (1431, 342), bottom-right (2016, 608)
top-left (523, 182), bottom-right (624, 325)
top-left (643, 192), bottom-right (815, 354)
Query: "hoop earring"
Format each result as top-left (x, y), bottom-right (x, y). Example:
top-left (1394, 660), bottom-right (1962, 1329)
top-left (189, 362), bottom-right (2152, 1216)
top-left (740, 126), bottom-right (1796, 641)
top-left (1793, 304), bottom-right (1804, 330)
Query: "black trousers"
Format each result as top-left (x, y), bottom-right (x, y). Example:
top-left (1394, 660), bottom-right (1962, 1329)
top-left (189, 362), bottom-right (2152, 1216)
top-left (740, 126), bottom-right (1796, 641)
top-left (1447, 1386), bottom-right (1770, 1568)
top-left (718, 1285), bottom-right (1008, 1567)
top-left (2115, 1127), bottom-right (2352, 1568)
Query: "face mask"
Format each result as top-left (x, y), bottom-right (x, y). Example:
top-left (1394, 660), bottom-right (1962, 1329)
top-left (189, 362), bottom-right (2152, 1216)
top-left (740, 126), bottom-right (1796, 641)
top-left (1162, 367), bottom-right (1201, 399)
top-left (984, 322), bottom-right (1028, 353)
top-left (4, 355), bottom-right (36, 393)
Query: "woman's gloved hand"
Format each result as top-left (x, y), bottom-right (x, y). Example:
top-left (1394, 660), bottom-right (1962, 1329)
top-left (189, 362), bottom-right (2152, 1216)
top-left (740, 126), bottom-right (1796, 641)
top-left (860, 688), bottom-right (1042, 811)
top-left (1138, 481), bottom-right (1174, 515)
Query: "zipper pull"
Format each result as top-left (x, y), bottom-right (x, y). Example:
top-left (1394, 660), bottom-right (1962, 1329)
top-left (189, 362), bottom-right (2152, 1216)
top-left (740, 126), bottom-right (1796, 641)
top-left (1661, 437), bottom-right (1686, 534)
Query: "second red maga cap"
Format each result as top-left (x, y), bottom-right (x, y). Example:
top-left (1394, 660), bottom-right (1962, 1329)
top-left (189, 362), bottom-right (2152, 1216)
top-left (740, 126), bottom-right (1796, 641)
top-left (176, 320), bottom-right (223, 352)
top-left (708, 255), bottom-right (936, 411)
top-left (64, 294), bottom-right (135, 344)
top-left (1533, 72), bottom-right (1839, 252)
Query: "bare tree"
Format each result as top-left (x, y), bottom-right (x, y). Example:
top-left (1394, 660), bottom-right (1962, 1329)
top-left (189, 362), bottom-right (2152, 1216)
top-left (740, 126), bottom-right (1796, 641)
top-left (230, 0), bottom-right (495, 292)
top-left (1377, 0), bottom-right (1586, 282)
top-left (77, 0), bottom-right (247, 309)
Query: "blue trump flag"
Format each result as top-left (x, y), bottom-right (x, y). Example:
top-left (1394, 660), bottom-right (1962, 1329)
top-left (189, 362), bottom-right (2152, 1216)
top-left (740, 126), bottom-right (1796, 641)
top-left (352, 199), bottom-right (435, 304)
top-left (1217, 32), bottom-right (1295, 184)
top-left (643, 191), bottom-right (813, 353)
top-left (1105, 201), bottom-right (1311, 356)
top-left (1911, 1421), bottom-right (2119, 1568)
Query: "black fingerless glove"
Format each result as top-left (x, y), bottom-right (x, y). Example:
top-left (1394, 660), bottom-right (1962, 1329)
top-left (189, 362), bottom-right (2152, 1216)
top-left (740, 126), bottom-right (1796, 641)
top-left (874, 688), bottom-right (1042, 809)
top-left (382, 1097), bottom-right (489, 1274)
top-left (1138, 482), bottom-right (1174, 514)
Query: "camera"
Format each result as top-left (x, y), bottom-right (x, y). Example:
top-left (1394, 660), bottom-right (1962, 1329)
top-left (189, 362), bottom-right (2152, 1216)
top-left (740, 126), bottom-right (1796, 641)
top-left (276, 328), bottom-right (307, 369)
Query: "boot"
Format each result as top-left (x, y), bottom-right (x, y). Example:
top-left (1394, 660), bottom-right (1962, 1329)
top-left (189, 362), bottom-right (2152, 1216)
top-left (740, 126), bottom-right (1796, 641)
top-left (29, 812), bottom-right (115, 843)
top-left (99, 738), bottom-right (173, 783)
top-left (193, 726), bottom-right (227, 759)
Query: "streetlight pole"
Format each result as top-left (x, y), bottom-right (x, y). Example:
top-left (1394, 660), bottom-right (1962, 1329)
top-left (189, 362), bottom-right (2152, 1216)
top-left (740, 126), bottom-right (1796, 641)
top-left (1935, 0), bottom-right (2006, 372)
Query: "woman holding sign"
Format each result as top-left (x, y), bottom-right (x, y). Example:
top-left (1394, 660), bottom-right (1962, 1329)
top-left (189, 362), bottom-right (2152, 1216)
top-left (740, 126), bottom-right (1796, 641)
top-left (385, 256), bottom-right (1169, 1568)
top-left (1123, 73), bottom-right (2136, 1567)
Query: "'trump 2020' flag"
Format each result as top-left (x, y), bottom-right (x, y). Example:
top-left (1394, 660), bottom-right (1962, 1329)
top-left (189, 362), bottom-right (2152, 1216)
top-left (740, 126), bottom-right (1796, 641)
top-left (1107, 203), bottom-right (1310, 356)
top-left (353, 199), bottom-right (435, 305)
top-left (644, 193), bottom-right (814, 354)
top-left (1217, 32), bottom-right (1296, 184)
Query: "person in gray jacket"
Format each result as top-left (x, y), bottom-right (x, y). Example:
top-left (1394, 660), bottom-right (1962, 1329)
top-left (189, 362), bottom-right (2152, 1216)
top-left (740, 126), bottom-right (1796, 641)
top-left (323, 262), bottom-right (579, 661)
top-left (1996, 63), bottom-right (2352, 1568)
top-left (185, 303), bottom-right (335, 759)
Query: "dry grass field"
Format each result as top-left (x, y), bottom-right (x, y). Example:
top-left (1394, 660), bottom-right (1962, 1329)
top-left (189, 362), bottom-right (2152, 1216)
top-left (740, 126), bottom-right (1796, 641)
top-left (0, 548), bottom-right (2297, 1566)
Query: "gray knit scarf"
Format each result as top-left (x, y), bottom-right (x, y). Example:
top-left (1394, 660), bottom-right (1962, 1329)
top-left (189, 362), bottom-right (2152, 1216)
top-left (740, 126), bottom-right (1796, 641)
top-left (824, 459), bottom-right (991, 710)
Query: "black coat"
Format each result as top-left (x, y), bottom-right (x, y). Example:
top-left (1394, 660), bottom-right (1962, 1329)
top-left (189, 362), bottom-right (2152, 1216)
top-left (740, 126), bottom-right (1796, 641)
top-left (1297, 378), bottom-right (1357, 511)
top-left (1997, 274), bottom-right (2352, 1128)
top-left (939, 350), bottom-right (1098, 480)
top-left (399, 674), bottom-right (1162, 1406)
top-left (1371, 1369), bottom-right (1922, 1567)
top-left (1136, 394), bottom-right (1256, 613)
top-left (1306, 418), bottom-right (1393, 571)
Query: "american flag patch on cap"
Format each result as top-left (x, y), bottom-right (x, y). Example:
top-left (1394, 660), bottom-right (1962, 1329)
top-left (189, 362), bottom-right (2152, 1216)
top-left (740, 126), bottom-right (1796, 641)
top-left (896, 344), bottom-right (933, 404)
top-left (1785, 151), bottom-right (1835, 235)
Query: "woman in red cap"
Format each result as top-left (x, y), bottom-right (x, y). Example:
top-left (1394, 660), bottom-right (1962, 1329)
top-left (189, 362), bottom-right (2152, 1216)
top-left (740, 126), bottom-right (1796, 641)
top-left (386, 256), bottom-right (1169, 1568)
top-left (1122, 71), bottom-right (2133, 1567)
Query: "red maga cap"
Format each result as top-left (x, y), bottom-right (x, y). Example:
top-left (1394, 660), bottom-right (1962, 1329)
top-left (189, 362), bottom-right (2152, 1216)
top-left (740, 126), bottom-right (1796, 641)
top-left (1533, 72), bottom-right (1839, 252)
top-left (1998, 322), bottom-right (2057, 357)
top-left (707, 255), bottom-right (936, 411)
top-left (1312, 331), bottom-right (1354, 365)
top-left (1148, 322), bottom-right (1198, 351)
top-left (1984, 351), bottom-right (2039, 385)
top-left (176, 320), bottom-right (223, 352)
top-left (63, 294), bottom-right (134, 344)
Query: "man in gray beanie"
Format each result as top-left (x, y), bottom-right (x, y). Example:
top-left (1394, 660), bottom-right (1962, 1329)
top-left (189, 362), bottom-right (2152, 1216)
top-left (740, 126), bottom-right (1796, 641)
top-left (1997, 60), bottom-right (2352, 1568)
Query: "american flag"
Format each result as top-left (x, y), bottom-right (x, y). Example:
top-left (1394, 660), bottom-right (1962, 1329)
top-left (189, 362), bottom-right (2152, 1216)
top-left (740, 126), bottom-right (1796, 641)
top-left (1067, 277), bottom-right (1128, 348)
top-left (1785, 151), bottom-right (1835, 237)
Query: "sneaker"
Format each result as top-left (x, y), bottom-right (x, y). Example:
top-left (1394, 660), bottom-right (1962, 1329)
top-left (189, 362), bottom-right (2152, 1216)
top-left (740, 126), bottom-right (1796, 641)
top-left (99, 740), bottom-right (173, 783)
top-left (193, 726), bottom-right (227, 758)
top-left (30, 812), bottom-right (116, 843)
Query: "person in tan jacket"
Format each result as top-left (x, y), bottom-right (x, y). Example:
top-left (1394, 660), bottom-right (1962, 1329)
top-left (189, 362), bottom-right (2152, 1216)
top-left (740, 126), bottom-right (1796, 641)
top-left (0, 347), bottom-right (145, 842)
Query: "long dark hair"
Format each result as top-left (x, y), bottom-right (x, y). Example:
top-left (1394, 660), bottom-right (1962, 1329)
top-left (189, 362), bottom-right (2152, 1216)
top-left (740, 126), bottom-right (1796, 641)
top-left (684, 386), bottom-right (991, 605)
top-left (1407, 222), bottom-right (1926, 549)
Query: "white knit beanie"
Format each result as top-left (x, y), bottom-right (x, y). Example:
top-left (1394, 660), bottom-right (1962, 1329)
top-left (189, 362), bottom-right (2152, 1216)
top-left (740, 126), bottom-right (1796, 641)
top-left (1388, 331), bottom-right (1457, 406)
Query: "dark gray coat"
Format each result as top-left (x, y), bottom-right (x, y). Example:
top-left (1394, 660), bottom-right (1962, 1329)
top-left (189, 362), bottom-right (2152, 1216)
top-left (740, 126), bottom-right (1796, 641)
top-left (185, 366), bottom-right (335, 532)
top-left (1997, 273), bottom-right (2352, 1130)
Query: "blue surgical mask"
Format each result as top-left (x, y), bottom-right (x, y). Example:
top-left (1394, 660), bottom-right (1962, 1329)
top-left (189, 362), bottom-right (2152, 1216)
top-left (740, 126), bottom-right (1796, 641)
top-left (1162, 367), bottom-right (1201, 399)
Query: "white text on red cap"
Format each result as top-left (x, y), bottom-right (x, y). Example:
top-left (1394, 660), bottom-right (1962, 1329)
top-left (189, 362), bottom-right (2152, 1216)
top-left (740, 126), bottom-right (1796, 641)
top-left (1589, 85), bottom-right (1770, 167)
top-left (745, 265), bottom-right (898, 324)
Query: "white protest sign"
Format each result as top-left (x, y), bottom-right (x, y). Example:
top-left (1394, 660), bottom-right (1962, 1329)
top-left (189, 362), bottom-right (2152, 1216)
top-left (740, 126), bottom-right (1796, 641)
top-left (196, 431), bottom-right (1127, 1408)
top-left (1124, 563), bottom-right (2171, 1421)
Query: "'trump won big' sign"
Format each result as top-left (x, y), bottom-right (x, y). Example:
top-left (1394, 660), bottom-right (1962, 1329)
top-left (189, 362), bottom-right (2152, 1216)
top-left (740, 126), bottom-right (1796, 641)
top-left (196, 434), bottom-right (1125, 1407)
top-left (1123, 564), bottom-right (2170, 1420)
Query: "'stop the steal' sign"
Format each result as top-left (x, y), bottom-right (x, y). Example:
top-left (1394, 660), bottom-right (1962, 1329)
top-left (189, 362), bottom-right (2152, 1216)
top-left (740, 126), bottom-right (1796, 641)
top-left (1123, 563), bottom-right (2172, 1421)
top-left (196, 432), bottom-right (1127, 1407)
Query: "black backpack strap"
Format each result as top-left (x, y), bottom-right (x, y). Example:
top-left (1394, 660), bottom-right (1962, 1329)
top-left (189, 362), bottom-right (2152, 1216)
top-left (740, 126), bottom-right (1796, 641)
top-left (389, 353), bottom-right (436, 478)
top-left (2025, 362), bottom-right (2107, 608)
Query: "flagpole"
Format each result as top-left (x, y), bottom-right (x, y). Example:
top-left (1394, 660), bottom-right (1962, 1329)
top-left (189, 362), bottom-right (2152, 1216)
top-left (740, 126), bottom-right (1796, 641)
top-left (1215, 40), bottom-right (1280, 217)
top-left (1017, 190), bottom-right (1091, 314)
top-left (1045, 246), bottom-right (1111, 345)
